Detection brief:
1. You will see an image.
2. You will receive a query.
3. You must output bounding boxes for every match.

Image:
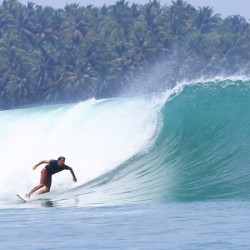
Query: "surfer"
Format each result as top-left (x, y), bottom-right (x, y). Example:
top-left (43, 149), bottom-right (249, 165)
top-left (26, 156), bottom-right (77, 198)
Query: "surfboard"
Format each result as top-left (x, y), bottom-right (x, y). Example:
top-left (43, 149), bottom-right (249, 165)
top-left (16, 194), bottom-right (30, 202)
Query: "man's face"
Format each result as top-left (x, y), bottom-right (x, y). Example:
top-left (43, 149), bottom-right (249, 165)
top-left (58, 158), bottom-right (65, 166)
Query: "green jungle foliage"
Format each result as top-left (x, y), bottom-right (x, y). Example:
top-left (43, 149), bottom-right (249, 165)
top-left (0, 0), bottom-right (250, 109)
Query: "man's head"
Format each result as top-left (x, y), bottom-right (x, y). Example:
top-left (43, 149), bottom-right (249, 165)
top-left (58, 156), bottom-right (66, 166)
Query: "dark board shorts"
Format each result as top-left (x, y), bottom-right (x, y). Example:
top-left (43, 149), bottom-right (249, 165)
top-left (40, 168), bottom-right (52, 189)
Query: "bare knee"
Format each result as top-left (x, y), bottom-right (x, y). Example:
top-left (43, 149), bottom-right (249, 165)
top-left (44, 187), bottom-right (50, 193)
top-left (37, 186), bottom-right (50, 194)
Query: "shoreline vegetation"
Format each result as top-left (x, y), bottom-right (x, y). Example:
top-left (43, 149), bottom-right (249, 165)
top-left (0, 0), bottom-right (250, 110)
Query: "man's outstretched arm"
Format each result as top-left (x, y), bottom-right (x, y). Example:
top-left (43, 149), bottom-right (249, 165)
top-left (68, 167), bottom-right (77, 182)
top-left (33, 160), bottom-right (50, 170)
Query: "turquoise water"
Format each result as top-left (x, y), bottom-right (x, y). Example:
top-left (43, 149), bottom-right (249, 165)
top-left (1, 202), bottom-right (250, 249)
top-left (0, 78), bottom-right (250, 249)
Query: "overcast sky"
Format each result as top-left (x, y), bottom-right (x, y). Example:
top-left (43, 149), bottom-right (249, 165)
top-left (5, 0), bottom-right (250, 20)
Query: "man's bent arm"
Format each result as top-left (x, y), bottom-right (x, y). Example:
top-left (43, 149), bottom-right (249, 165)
top-left (33, 160), bottom-right (50, 170)
top-left (69, 167), bottom-right (77, 182)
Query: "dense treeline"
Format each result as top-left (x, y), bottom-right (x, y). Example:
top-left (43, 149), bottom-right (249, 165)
top-left (0, 0), bottom-right (250, 109)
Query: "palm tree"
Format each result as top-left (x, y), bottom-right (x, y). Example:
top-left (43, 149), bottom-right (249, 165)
top-left (140, 0), bottom-right (161, 36)
top-left (168, 0), bottom-right (196, 38)
top-left (217, 15), bottom-right (250, 68)
top-left (62, 4), bottom-right (89, 46)
top-left (32, 5), bottom-right (61, 46)
top-left (194, 6), bottom-right (221, 33)
top-left (39, 67), bottom-right (65, 103)
top-left (109, 0), bottom-right (133, 35)
top-left (128, 23), bottom-right (160, 67)
top-left (63, 62), bottom-right (98, 101)
top-left (29, 47), bottom-right (56, 88)
top-left (0, 3), bottom-right (15, 37)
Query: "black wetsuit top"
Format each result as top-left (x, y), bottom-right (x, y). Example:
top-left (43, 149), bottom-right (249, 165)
top-left (45, 160), bottom-right (70, 175)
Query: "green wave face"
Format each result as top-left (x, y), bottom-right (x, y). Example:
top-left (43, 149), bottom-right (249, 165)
top-left (82, 79), bottom-right (250, 204)
top-left (156, 80), bottom-right (250, 201)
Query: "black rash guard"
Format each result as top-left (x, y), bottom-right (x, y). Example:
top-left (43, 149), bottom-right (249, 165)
top-left (45, 160), bottom-right (70, 175)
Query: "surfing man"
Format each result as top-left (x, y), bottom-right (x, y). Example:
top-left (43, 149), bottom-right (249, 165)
top-left (26, 156), bottom-right (77, 198)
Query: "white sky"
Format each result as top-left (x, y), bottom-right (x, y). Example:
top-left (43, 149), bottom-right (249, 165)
top-left (3, 0), bottom-right (250, 19)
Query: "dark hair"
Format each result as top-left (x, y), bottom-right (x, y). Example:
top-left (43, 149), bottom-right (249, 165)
top-left (58, 156), bottom-right (66, 161)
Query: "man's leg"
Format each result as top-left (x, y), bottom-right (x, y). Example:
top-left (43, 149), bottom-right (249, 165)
top-left (37, 186), bottom-right (50, 194)
top-left (26, 168), bottom-right (47, 197)
top-left (37, 174), bottom-right (52, 194)
top-left (27, 184), bottom-right (44, 197)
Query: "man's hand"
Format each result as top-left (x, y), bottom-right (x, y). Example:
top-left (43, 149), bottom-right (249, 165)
top-left (69, 167), bottom-right (77, 182)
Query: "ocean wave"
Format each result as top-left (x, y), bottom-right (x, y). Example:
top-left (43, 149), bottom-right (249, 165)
top-left (1, 78), bottom-right (250, 208)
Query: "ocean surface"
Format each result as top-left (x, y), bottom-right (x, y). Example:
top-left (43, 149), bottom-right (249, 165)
top-left (0, 78), bottom-right (250, 249)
